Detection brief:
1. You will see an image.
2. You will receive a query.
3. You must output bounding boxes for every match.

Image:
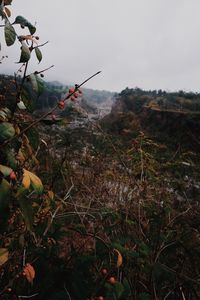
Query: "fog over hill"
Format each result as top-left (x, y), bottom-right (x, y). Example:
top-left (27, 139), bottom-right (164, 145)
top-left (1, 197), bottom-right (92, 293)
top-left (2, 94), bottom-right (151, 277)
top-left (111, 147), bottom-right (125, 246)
top-left (2, 0), bottom-right (200, 92)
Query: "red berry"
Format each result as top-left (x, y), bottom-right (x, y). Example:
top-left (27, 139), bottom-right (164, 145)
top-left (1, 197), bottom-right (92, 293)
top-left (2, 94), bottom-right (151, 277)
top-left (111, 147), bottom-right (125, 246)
top-left (74, 92), bottom-right (78, 98)
top-left (70, 96), bottom-right (76, 102)
top-left (101, 268), bottom-right (108, 275)
top-left (58, 100), bottom-right (65, 109)
top-left (98, 297), bottom-right (104, 300)
top-left (51, 114), bottom-right (56, 120)
top-left (69, 88), bottom-right (75, 94)
top-left (108, 277), bottom-right (116, 285)
top-left (10, 171), bottom-right (16, 181)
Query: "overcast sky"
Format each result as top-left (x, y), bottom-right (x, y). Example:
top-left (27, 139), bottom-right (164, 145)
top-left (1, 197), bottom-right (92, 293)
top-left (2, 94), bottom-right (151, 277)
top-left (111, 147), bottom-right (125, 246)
top-left (1, 0), bottom-right (200, 92)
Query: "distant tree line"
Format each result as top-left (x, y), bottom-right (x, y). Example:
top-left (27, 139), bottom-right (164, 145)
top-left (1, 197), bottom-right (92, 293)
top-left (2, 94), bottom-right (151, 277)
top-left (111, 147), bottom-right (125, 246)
top-left (120, 87), bottom-right (200, 100)
top-left (118, 87), bottom-right (200, 112)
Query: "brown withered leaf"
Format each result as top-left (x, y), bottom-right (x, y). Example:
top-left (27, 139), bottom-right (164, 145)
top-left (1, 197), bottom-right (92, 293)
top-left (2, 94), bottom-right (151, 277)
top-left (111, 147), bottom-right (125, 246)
top-left (4, 7), bottom-right (11, 17)
top-left (23, 263), bottom-right (35, 284)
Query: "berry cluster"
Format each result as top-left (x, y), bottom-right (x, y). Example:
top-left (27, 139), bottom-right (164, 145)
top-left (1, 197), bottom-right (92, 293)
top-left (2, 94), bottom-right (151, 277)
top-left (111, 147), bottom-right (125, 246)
top-left (57, 87), bottom-right (82, 109)
top-left (96, 268), bottom-right (118, 299)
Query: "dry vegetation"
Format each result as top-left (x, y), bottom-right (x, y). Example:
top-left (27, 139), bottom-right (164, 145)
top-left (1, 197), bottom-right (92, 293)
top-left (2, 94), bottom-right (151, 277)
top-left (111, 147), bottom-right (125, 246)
top-left (0, 1), bottom-right (200, 299)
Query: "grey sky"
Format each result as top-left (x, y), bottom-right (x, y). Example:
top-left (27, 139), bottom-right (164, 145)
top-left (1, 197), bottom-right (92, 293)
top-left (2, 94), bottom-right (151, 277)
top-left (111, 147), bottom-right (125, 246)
top-left (1, 0), bottom-right (200, 92)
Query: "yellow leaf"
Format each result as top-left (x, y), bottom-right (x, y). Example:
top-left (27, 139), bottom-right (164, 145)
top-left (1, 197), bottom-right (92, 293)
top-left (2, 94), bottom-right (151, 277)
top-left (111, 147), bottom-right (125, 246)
top-left (0, 164), bottom-right (12, 176)
top-left (23, 135), bottom-right (39, 165)
top-left (114, 249), bottom-right (123, 268)
top-left (15, 125), bottom-right (20, 135)
top-left (24, 135), bottom-right (33, 156)
top-left (22, 171), bottom-right (31, 189)
top-left (47, 190), bottom-right (54, 200)
top-left (0, 248), bottom-right (9, 266)
top-left (23, 263), bottom-right (35, 284)
top-left (23, 169), bottom-right (43, 194)
top-left (16, 149), bottom-right (26, 162)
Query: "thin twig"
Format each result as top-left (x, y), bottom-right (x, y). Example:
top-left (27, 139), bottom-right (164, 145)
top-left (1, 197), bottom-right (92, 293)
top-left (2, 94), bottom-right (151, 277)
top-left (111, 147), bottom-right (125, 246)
top-left (154, 241), bottom-right (177, 263)
top-left (164, 290), bottom-right (174, 300)
top-left (168, 144), bottom-right (180, 162)
top-left (22, 247), bottom-right (26, 267)
top-left (180, 286), bottom-right (186, 300)
top-left (33, 64), bottom-right (54, 76)
top-left (55, 212), bottom-right (96, 219)
top-left (64, 283), bottom-right (72, 300)
top-left (32, 41), bottom-right (49, 49)
top-left (158, 263), bottom-right (200, 284)
top-left (18, 293), bottom-right (39, 299)
top-left (166, 208), bottom-right (191, 228)
top-left (43, 206), bottom-right (60, 236)
top-left (63, 183), bottom-right (74, 201)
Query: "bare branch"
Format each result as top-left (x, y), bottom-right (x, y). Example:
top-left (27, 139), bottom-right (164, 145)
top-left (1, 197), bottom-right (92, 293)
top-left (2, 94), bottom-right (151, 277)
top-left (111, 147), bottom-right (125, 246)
top-left (33, 41), bottom-right (49, 49)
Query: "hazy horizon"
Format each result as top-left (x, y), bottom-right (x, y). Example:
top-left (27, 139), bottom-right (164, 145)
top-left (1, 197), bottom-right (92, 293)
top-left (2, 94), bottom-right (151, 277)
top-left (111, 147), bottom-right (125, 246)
top-left (1, 0), bottom-right (200, 93)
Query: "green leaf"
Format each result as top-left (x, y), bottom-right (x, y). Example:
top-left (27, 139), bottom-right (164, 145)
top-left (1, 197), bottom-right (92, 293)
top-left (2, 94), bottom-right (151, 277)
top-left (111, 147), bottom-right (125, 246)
top-left (0, 2), bottom-right (5, 19)
top-left (139, 242), bottom-right (150, 257)
top-left (35, 47), bottom-right (42, 63)
top-left (29, 73), bottom-right (44, 96)
top-left (18, 41), bottom-right (31, 63)
top-left (21, 87), bottom-right (34, 112)
top-left (138, 292), bottom-right (152, 300)
top-left (36, 76), bottom-right (44, 95)
top-left (4, 19), bottom-right (16, 46)
top-left (29, 73), bottom-right (38, 93)
top-left (0, 178), bottom-right (11, 209)
top-left (14, 15), bottom-right (36, 35)
top-left (113, 282), bottom-right (124, 299)
top-left (26, 127), bottom-right (39, 151)
top-left (0, 122), bottom-right (15, 142)
top-left (0, 164), bottom-right (12, 176)
top-left (0, 248), bottom-right (9, 266)
top-left (122, 278), bottom-right (131, 298)
top-left (6, 148), bottom-right (17, 169)
top-left (17, 188), bottom-right (34, 231)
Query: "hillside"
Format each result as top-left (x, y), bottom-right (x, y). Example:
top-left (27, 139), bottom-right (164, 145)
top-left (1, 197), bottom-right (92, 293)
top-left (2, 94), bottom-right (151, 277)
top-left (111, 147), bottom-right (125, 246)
top-left (103, 87), bottom-right (200, 138)
top-left (1, 74), bottom-right (200, 299)
top-left (102, 87), bottom-right (200, 197)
